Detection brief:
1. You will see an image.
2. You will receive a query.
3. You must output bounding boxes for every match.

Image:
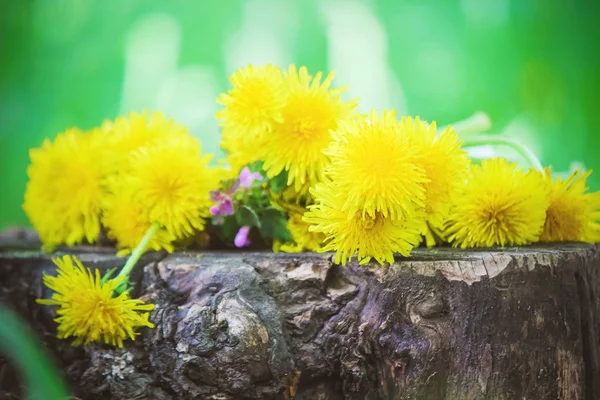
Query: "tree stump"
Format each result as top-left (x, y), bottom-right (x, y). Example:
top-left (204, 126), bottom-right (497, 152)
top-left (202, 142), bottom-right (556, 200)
top-left (1, 239), bottom-right (599, 399)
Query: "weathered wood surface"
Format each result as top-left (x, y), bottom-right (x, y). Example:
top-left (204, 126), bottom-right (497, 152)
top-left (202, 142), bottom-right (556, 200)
top-left (1, 239), bottom-right (599, 399)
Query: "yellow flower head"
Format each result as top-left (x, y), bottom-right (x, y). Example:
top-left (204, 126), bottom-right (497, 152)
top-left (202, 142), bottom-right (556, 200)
top-left (37, 255), bottom-right (154, 347)
top-left (325, 110), bottom-right (427, 220)
top-left (399, 116), bottom-right (470, 228)
top-left (101, 185), bottom-right (176, 256)
top-left (270, 182), bottom-right (314, 214)
top-left (273, 211), bottom-right (325, 253)
top-left (23, 127), bottom-right (110, 249)
top-left (446, 158), bottom-right (549, 248)
top-left (219, 130), bottom-right (259, 175)
top-left (262, 65), bottom-right (358, 191)
top-left (419, 221), bottom-right (450, 248)
top-left (216, 64), bottom-right (287, 172)
top-left (125, 134), bottom-right (220, 239)
top-left (108, 110), bottom-right (188, 157)
top-left (540, 168), bottom-right (600, 243)
top-left (304, 182), bottom-right (424, 265)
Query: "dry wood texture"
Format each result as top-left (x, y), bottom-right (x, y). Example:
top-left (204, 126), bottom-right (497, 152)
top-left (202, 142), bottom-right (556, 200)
top-left (1, 239), bottom-right (599, 399)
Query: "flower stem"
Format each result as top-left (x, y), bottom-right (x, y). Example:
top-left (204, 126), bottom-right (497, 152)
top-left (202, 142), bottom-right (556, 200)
top-left (461, 134), bottom-right (544, 172)
top-left (439, 111), bottom-right (491, 136)
top-left (115, 222), bottom-right (159, 292)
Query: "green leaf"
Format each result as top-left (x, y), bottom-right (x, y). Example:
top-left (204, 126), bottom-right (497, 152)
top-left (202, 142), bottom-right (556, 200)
top-left (220, 214), bottom-right (240, 239)
top-left (113, 276), bottom-right (135, 296)
top-left (243, 188), bottom-right (269, 211)
top-left (0, 303), bottom-right (70, 400)
top-left (208, 215), bottom-right (241, 247)
top-left (259, 207), bottom-right (294, 242)
top-left (101, 268), bottom-right (117, 284)
top-left (269, 170), bottom-right (288, 193)
top-left (222, 178), bottom-right (240, 192)
top-left (246, 160), bottom-right (265, 173)
top-left (236, 205), bottom-right (261, 228)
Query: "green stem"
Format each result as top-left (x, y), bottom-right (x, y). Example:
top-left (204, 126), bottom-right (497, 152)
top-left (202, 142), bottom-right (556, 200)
top-left (461, 134), bottom-right (544, 172)
top-left (115, 222), bottom-right (159, 291)
top-left (439, 111), bottom-right (491, 136)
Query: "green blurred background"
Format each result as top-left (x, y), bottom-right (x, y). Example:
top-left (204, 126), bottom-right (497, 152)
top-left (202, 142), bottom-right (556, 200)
top-left (1, 0), bottom-right (599, 229)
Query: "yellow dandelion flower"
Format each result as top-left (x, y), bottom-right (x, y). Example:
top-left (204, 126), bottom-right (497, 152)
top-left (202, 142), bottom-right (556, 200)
top-left (399, 116), bottom-right (470, 228)
top-left (216, 64), bottom-right (287, 172)
top-left (304, 182), bottom-right (424, 265)
top-left (446, 158), bottom-right (549, 248)
top-left (270, 182), bottom-right (314, 213)
top-left (89, 118), bottom-right (114, 138)
top-left (540, 168), bottom-right (600, 243)
top-left (217, 64), bottom-right (286, 136)
top-left (102, 185), bottom-right (175, 256)
top-left (420, 221), bottom-right (450, 248)
top-left (262, 65), bottom-right (358, 191)
top-left (37, 255), bottom-right (154, 347)
top-left (273, 211), bottom-right (325, 253)
top-left (125, 135), bottom-right (220, 239)
top-left (108, 110), bottom-right (188, 157)
top-left (23, 127), bottom-right (110, 249)
top-left (219, 130), bottom-right (257, 175)
top-left (325, 110), bottom-right (427, 220)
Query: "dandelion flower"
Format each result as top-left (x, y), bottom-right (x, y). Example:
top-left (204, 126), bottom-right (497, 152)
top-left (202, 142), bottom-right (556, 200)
top-left (37, 255), bottom-right (154, 347)
top-left (216, 64), bottom-right (287, 172)
top-left (23, 127), bottom-right (110, 249)
top-left (273, 211), bottom-right (325, 253)
top-left (540, 168), bottom-right (600, 242)
top-left (399, 116), bottom-right (470, 228)
top-left (104, 111), bottom-right (189, 177)
top-left (108, 111), bottom-right (188, 156)
top-left (325, 110), bottom-right (427, 220)
top-left (421, 221), bottom-right (450, 248)
top-left (304, 182), bottom-right (424, 265)
top-left (219, 130), bottom-right (262, 175)
top-left (270, 181), bottom-right (314, 213)
top-left (446, 158), bottom-right (549, 248)
top-left (262, 65), bottom-right (358, 191)
top-left (125, 135), bottom-right (220, 239)
top-left (102, 185), bottom-right (176, 256)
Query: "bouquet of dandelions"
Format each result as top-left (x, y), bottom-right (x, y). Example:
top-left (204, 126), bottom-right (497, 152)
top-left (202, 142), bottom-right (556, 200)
top-left (25, 64), bottom-right (600, 348)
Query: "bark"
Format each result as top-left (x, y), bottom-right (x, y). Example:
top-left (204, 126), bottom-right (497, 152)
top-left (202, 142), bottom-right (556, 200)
top-left (1, 238), bottom-right (599, 399)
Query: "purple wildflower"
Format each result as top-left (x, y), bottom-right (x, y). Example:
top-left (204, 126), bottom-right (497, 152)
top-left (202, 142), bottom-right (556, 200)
top-left (210, 190), bottom-right (234, 224)
top-left (234, 226), bottom-right (252, 248)
top-left (239, 167), bottom-right (263, 189)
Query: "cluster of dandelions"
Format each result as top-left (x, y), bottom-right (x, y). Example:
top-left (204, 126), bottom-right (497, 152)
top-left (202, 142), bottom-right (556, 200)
top-left (217, 63), bottom-right (600, 265)
top-left (24, 111), bottom-right (221, 255)
top-left (24, 63), bottom-right (600, 347)
top-left (26, 111), bottom-right (224, 348)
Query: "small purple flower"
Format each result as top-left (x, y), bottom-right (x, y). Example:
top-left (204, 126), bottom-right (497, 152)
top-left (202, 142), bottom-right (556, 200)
top-left (239, 167), bottom-right (263, 189)
top-left (210, 190), bottom-right (235, 224)
top-left (210, 198), bottom-right (233, 216)
top-left (234, 226), bottom-right (251, 248)
top-left (210, 190), bottom-right (223, 202)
